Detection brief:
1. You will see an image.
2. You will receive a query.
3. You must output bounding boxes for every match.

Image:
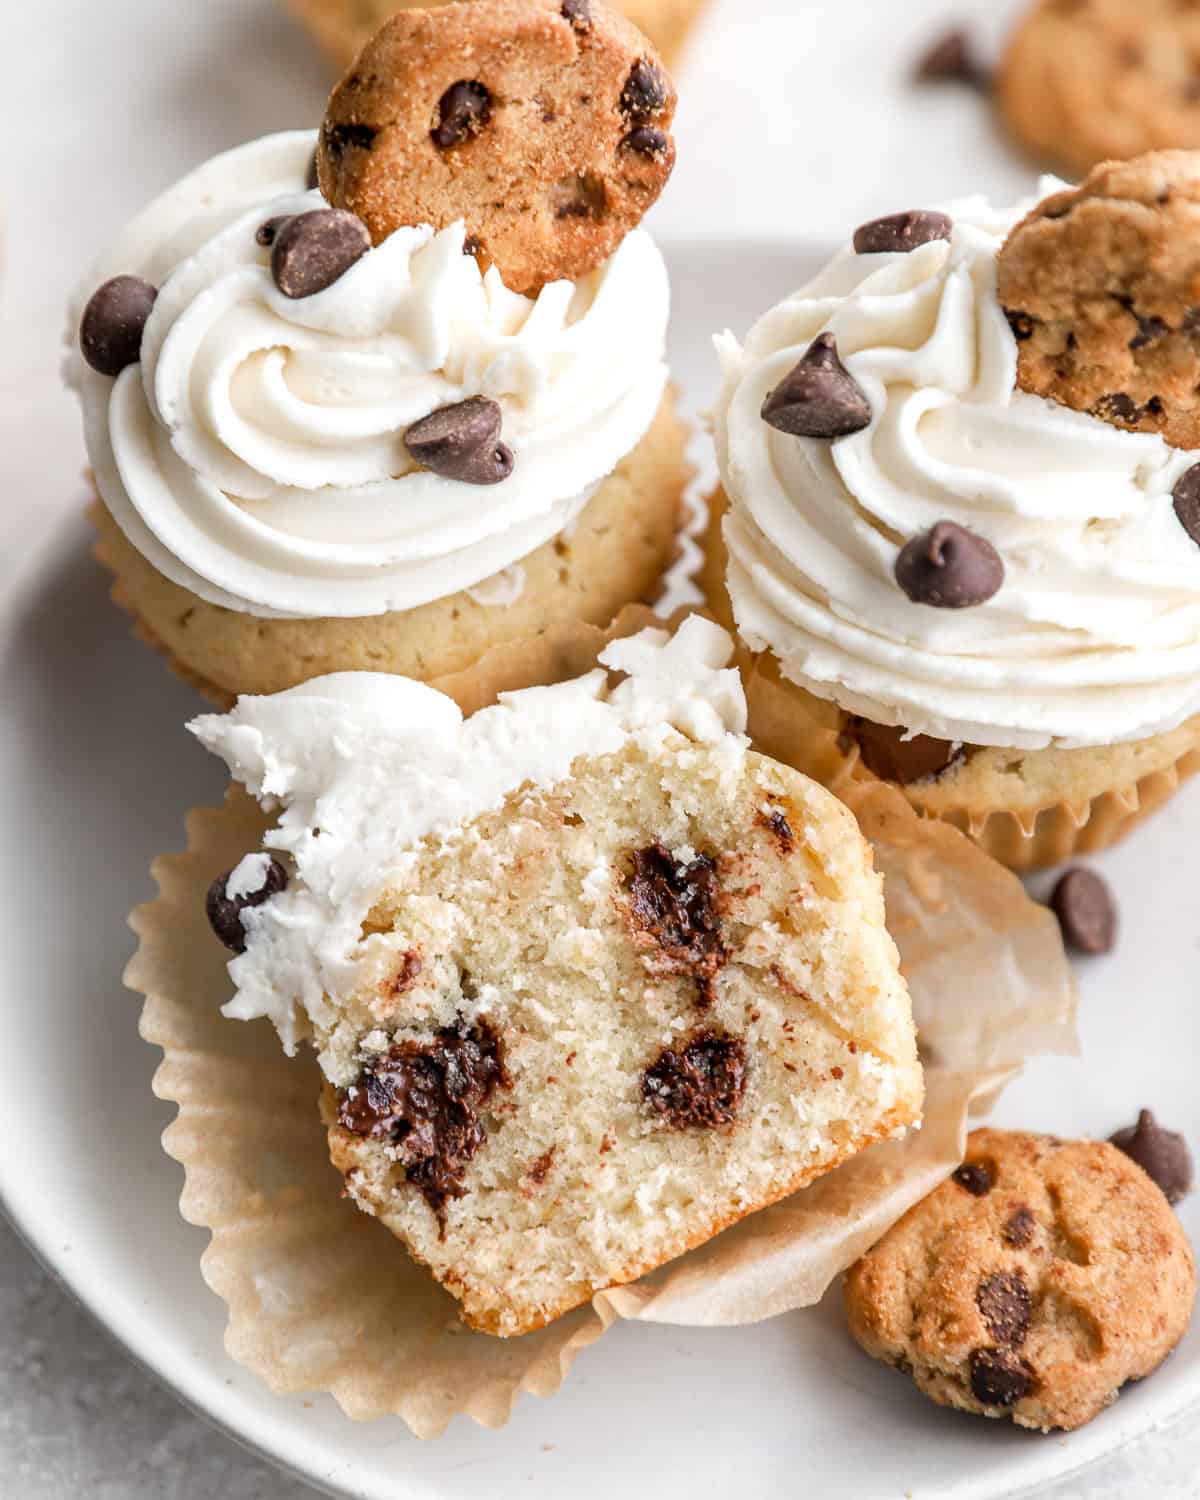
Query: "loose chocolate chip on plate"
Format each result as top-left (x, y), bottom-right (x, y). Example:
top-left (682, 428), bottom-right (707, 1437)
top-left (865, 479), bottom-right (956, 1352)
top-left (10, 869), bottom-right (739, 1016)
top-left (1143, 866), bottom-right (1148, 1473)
top-left (848, 717), bottom-right (964, 785)
top-left (1173, 464), bottom-right (1200, 546)
top-left (977, 1272), bottom-right (1031, 1346)
top-left (206, 857), bottom-right (288, 953)
top-left (255, 215), bottom-right (291, 248)
top-left (405, 396), bottom-right (515, 485)
top-left (621, 60), bottom-right (668, 120)
top-left (79, 276), bottom-right (158, 377)
top-left (1110, 1109), bottom-right (1193, 1205)
top-left (969, 1348), bottom-right (1034, 1408)
top-left (432, 81), bottom-right (492, 149)
top-left (914, 28), bottom-right (989, 88)
top-left (271, 209), bottom-right (370, 299)
top-left (1049, 867), bottom-right (1116, 955)
top-left (952, 1161), bottom-right (993, 1196)
top-left (895, 521), bottom-right (1003, 608)
top-left (761, 332), bottom-right (872, 440)
top-left (853, 211), bottom-right (953, 255)
top-left (562, 0), bottom-right (591, 29)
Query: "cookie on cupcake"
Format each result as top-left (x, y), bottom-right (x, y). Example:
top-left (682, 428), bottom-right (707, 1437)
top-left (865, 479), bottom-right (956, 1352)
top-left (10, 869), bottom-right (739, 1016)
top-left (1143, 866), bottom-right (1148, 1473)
top-left (189, 616), bottom-right (923, 1336)
top-left (68, 0), bottom-right (689, 707)
top-left (708, 160), bottom-right (1200, 870)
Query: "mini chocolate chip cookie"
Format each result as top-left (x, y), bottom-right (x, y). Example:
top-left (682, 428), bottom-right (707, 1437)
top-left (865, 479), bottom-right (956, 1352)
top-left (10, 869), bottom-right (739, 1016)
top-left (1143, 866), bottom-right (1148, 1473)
top-left (844, 1128), bottom-right (1197, 1431)
top-left (999, 0), bottom-right (1200, 179)
top-left (317, 0), bottom-right (677, 297)
top-left (997, 152), bottom-right (1200, 451)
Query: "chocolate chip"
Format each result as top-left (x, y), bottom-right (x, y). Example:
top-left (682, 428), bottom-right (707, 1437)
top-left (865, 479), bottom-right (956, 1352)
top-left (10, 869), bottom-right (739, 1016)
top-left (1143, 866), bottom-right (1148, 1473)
top-left (622, 126), bottom-right (670, 158)
top-left (306, 148), bottom-right (320, 190)
top-left (977, 1272), bottom-right (1031, 1346)
top-left (895, 521), bottom-right (1004, 608)
top-left (79, 276), bottom-right (158, 377)
top-left (1002, 1206), bottom-right (1036, 1248)
top-left (848, 718), bottom-right (964, 785)
top-left (759, 807), bottom-right (794, 853)
top-left (337, 1018), bottom-right (507, 1227)
top-left (271, 209), bottom-right (370, 299)
top-left (562, 0), bottom-right (591, 28)
top-left (953, 1161), bottom-right (993, 1197)
top-left (761, 333), bottom-right (872, 440)
top-left (255, 215), bottom-right (291, 248)
top-left (914, 28), bottom-right (989, 88)
top-left (853, 211), bottom-right (953, 255)
top-left (620, 60), bottom-right (668, 120)
top-left (641, 1030), bottom-right (748, 1130)
top-left (1049, 867), bottom-right (1117, 955)
top-left (1090, 391), bottom-right (1163, 426)
top-left (1173, 464), bottom-right (1200, 546)
top-left (1130, 314), bottom-right (1168, 351)
top-left (405, 396), bottom-right (515, 485)
top-left (1005, 309), bottom-right (1035, 341)
top-left (627, 844), bottom-right (725, 1006)
top-left (205, 857), bottom-right (288, 953)
top-left (323, 122), bottom-right (377, 159)
top-left (969, 1348), bottom-right (1034, 1408)
top-left (1110, 1109), bottom-right (1193, 1205)
top-left (432, 81), bottom-right (491, 149)
top-left (463, 234), bottom-right (484, 258)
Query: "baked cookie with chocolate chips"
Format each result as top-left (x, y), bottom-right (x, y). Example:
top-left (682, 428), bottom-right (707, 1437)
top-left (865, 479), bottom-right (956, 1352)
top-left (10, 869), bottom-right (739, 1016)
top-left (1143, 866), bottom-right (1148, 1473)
top-left (845, 1128), bottom-right (1197, 1431)
top-left (998, 0), bottom-right (1200, 179)
top-left (317, 0), bottom-right (677, 296)
top-left (997, 151), bottom-right (1200, 450)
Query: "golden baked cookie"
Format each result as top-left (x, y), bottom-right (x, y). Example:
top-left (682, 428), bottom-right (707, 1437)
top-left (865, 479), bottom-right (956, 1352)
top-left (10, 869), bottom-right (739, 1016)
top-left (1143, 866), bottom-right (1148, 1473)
top-left (845, 1129), bottom-right (1197, 1432)
top-left (288, 0), bottom-right (709, 74)
top-left (999, 0), bottom-right (1200, 178)
top-left (997, 151), bottom-right (1200, 451)
top-left (92, 391), bottom-right (687, 708)
top-left (317, 0), bottom-right (676, 296)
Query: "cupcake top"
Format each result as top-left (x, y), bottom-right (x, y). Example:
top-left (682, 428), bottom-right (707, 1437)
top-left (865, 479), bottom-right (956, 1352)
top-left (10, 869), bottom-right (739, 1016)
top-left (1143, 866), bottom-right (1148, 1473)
top-left (715, 190), bottom-right (1200, 751)
top-left (190, 615), bottom-right (748, 1067)
top-left (67, 130), bottom-right (669, 618)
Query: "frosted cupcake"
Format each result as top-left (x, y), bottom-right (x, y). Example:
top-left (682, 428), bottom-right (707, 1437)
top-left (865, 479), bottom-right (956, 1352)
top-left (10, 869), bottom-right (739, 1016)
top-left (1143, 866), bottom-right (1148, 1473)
top-left (68, 2), bottom-right (686, 706)
top-left (709, 186), bottom-right (1200, 870)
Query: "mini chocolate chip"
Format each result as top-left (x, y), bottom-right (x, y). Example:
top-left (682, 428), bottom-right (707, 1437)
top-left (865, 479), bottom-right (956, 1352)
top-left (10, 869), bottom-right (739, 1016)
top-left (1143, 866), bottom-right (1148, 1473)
top-left (621, 60), bottom-right (668, 120)
top-left (405, 396), bottom-right (515, 485)
top-left (1005, 309), bottom-right (1035, 341)
top-left (622, 126), bottom-right (669, 157)
top-left (914, 29), bottom-right (989, 88)
top-left (849, 718), bottom-right (964, 785)
top-left (759, 807), bottom-right (795, 852)
top-left (324, 122), bottom-right (377, 159)
top-left (761, 333), bottom-right (872, 440)
top-left (1049, 867), bottom-right (1117, 955)
top-left (1110, 1109), bottom-right (1194, 1205)
top-left (433, 81), bottom-right (491, 149)
top-left (641, 1030), bottom-right (748, 1130)
top-left (255, 215), bottom-right (291, 248)
top-left (306, 148), bottom-right (320, 189)
top-left (1002, 1206), bottom-right (1036, 1248)
top-left (895, 521), bottom-right (1004, 608)
top-left (1091, 391), bottom-right (1162, 426)
top-left (977, 1272), bottom-right (1031, 1346)
top-left (853, 211), bottom-right (953, 255)
top-left (206, 857), bottom-right (288, 953)
top-left (969, 1348), bottom-right (1034, 1408)
top-left (953, 1161), bottom-right (993, 1196)
top-left (1173, 464), bottom-right (1200, 546)
top-left (1130, 314), bottom-right (1168, 350)
top-left (271, 209), bottom-right (370, 299)
top-left (79, 276), bottom-right (158, 377)
top-left (562, 0), bottom-right (591, 28)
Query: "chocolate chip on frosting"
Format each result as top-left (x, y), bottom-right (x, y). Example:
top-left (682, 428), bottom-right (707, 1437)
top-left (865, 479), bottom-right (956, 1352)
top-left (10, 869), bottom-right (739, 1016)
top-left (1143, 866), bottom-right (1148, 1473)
top-left (853, 211), bottom-right (953, 255)
top-left (761, 333), bottom-right (872, 439)
top-left (79, 276), bottom-right (158, 376)
top-left (255, 214), bottom-right (291, 248)
top-left (1173, 464), bottom-right (1200, 546)
top-left (432, 81), bottom-right (492, 149)
top-left (270, 208), bottom-right (370, 299)
top-left (404, 396), bottom-right (516, 485)
top-left (894, 521), bottom-right (1004, 608)
top-left (206, 857), bottom-right (289, 953)
top-left (1049, 867), bottom-right (1117, 955)
top-left (641, 1030), bottom-right (748, 1130)
top-left (1110, 1109), bottom-right (1193, 1205)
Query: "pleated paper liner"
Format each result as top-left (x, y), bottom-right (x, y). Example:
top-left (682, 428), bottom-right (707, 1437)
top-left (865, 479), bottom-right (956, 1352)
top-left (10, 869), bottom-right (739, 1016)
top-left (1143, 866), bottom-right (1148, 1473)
top-left (128, 629), bottom-right (1077, 1436)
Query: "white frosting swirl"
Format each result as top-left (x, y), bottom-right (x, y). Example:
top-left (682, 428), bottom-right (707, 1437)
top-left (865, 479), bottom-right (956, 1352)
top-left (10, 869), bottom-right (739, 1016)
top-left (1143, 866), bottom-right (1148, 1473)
top-left (189, 617), bottom-right (748, 1060)
top-left (68, 132), bottom-right (670, 618)
top-left (716, 190), bottom-right (1200, 750)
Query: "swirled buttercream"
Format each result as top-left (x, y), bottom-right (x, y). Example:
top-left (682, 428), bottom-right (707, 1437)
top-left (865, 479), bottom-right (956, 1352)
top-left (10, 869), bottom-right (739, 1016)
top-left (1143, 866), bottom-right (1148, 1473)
top-left (68, 131), bottom-right (670, 618)
top-left (716, 190), bottom-right (1200, 750)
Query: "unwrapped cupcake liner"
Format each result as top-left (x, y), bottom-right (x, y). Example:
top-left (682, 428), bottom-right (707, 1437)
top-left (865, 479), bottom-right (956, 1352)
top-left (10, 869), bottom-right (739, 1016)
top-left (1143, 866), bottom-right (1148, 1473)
top-left (128, 625), bottom-right (1078, 1437)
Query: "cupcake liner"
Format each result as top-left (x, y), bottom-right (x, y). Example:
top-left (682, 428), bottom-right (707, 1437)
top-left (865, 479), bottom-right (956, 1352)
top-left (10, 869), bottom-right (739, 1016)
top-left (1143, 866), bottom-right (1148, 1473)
top-left (128, 648), bottom-right (1077, 1435)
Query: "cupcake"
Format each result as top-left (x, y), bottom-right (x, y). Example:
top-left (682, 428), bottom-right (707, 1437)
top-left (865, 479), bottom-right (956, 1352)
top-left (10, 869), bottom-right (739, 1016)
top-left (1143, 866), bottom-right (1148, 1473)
top-left (709, 171), bottom-right (1200, 870)
top-left (186, 616), bottom-right (923, 1336)
top-left (286, 0), bottom-right (710, 74)
top-left (68, 0), bottom-right (687, 707)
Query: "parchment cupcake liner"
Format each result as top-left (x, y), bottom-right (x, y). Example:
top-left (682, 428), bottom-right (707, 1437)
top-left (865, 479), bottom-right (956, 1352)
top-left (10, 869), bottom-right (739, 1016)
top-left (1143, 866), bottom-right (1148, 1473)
top-left (128, 643), bottom-right (1077, 1435)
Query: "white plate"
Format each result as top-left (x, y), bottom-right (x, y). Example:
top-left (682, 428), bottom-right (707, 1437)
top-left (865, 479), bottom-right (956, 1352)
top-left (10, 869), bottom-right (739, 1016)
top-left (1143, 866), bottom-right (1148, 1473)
top-left (2, 241), bottom-right (1198, 1500)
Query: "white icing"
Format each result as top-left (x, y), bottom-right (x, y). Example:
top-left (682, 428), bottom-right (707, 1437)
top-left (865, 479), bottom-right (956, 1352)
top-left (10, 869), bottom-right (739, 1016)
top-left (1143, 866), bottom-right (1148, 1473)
top-left (68, 131), bottom-right (670, 619)
top-left (225, 851), bottom-right (273, 901)
top-left (715, 188), bottom-right (1200, 750)
top-left (189, 616), bottom-right (748, 1056)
